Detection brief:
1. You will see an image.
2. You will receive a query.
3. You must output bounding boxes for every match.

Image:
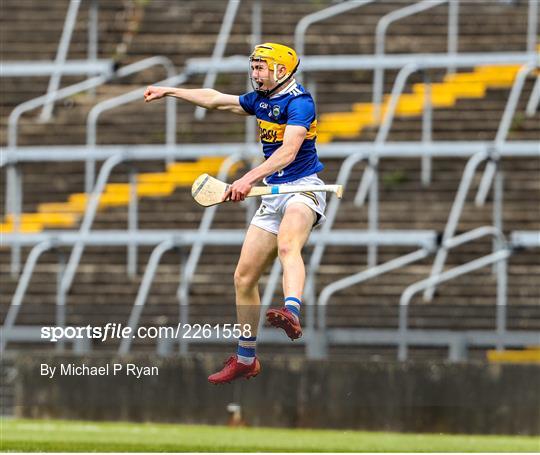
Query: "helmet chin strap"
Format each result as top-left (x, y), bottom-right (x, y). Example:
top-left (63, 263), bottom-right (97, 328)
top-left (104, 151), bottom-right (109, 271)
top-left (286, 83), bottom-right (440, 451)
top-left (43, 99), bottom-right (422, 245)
top-left (254, 76), bottom-right (291, 97)
top-left (254, 61), bottom-right (300, 97)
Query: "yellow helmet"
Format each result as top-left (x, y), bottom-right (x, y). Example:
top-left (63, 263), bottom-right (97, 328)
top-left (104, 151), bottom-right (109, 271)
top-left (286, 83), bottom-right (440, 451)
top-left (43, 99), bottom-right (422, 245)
top-left (249, 43), bottom-right (300, 95)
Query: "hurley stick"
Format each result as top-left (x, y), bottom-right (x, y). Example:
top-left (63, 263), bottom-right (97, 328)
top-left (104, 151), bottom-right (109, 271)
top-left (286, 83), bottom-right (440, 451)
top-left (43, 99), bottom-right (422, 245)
top-left (192, 173), bottom-right (343, 207)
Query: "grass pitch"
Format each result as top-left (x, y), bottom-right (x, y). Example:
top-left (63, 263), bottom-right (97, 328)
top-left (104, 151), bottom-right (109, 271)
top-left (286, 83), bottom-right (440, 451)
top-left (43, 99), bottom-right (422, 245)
top-left (1, 418), bottom-right (539, 452)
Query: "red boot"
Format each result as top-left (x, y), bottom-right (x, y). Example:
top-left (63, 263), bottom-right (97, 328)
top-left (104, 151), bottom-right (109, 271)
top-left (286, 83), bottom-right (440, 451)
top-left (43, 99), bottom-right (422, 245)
top-left (266, 307), bottom-right (302, 340)
top-left (208, 355), bottom-right (261, 384)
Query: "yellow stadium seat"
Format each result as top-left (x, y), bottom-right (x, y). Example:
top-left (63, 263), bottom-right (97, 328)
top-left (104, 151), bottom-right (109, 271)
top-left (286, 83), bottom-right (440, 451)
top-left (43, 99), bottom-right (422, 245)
top-left (38, 202), bottom-right (85, 214)
top-left (1, 222), bottom-right (43, 234)
top-left (487, 348), bottom-right (540, 364)
top-left (6, 213), bottom-right (76, 227)
top-left (136, 183), bottom-right (175, 197)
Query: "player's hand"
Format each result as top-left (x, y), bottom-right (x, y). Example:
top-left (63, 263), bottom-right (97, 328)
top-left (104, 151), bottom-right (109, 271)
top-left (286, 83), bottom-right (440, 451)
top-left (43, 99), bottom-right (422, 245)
top-left (144, 86), bottom-right (167, 103)
top-left (222, 176), bottom-right (253, 202)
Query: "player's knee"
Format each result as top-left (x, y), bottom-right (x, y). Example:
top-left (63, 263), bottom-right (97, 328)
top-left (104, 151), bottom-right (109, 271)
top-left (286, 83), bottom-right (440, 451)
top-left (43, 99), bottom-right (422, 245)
top-left (234, 267), bottom-right (258, 291)
top-left (278, 240), bottom-right (297, 259)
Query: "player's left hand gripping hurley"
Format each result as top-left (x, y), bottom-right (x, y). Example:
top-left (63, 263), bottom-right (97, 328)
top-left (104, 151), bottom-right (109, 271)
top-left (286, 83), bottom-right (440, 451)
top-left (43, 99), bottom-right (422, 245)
top-left (192, 173), bottom-right (343, 207)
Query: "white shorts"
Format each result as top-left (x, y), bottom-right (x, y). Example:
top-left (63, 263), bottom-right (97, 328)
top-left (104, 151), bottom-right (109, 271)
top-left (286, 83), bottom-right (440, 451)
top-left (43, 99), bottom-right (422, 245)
top-left (250, 174), bottom-right (327, 235)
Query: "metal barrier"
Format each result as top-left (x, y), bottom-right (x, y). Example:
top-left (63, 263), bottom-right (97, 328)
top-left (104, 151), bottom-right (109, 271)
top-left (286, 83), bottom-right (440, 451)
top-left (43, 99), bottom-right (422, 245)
top-left (118, 154), bottom-right (245, 356)
top-left (3, 142), bottom-right (537, 297)
top-left (0, 228), bottom-right (398, 353)
top-left (0, 61), bottom-right (113, 77)
top-left (527, 0), bottom-right (539, 54)
top-left (511, 230), bottom-right (540, 248)
top-left (85, 56), bottom-right (177, 192)
top-left (372, 0), bottom-right (458, 184)
top-left (0, 240), bottom-right (54, 352)
top-left (424, 63), bottom-right (539, 302)
top-left (354, 59), bottom-right (539, 269)
top-left (194, 0), bottom-right (241, 120)
top-left (372, 0), bottom-right (453, 119)
top-left (294, 0), bottom-right (375, 84)
top-left (399, 226), bottom-right (512, 361)
top-left (5, 56), bottom-right (177, 275)
top-left (0, 2), bottom-right (106, 77)
top-left (526, 75), bottom-right (540, 116)
top-left (355, 62), bottom-right (418, 267)
top-left (41, 0), bottom-right (82, 121)
top-left (0, 326), bottom-right (90, 354)
top-left (316, 243), bottom-right (434, 331)
top-left (2, 3), bottom-right (539, 360)
top-left (2, 229), bottom-right (537, 358)
top-left (312, 235), bottom-right (436, 359)
top-left (175, 155), bottom-right (244, 355)
top-left (476, 63), bottom-right (538, 206)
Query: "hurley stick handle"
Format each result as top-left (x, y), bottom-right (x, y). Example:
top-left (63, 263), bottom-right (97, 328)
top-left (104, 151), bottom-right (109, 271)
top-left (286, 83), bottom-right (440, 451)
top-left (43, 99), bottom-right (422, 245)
top-left (247, 184), bottom-right (343, 199)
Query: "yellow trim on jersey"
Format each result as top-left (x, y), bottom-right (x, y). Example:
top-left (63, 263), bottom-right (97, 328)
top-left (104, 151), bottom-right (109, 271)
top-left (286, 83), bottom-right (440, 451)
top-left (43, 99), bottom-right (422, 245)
top-left (306, 120), bottom-right (317, 140)
top-left (257, 119), bottom-right (317, 143)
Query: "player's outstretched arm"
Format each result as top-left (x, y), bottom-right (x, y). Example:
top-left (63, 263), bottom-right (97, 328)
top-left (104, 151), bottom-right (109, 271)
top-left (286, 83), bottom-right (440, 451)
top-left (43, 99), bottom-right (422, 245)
top-left (144, 86), bottom-right (248, 115)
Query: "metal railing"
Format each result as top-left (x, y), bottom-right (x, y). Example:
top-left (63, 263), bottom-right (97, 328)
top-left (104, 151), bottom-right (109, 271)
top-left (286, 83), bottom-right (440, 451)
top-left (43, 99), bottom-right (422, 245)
top-left (511, 231), bottom-right (540, 248)
top-left (526, 75), bottom-right (540, 116)
top-left (3, 228), bottom-right (537, 359)
top-left (475, 63), bottom-right (538, 206)
top-left (317, 244), bottom-right (434, 331)
top-left (0, 0), bottom-right (104, 105)
top-left (41, 0), bottom-right (82, 121)
top-left (356, 62), bottom-right (418, 267)
top-left (9, 47), bottom-right (532, 259)
top-left (194, 0), bottom-right (241, 120)
top-left (0, 61), bottom-right (112, 77)
top-left (527, 0), bottom-right (539, 54)
top-left (5, 56), bottom-right (177, 276)
top-left (372, 0), bottom-right (458, 184)
top-left (353, 59), bottom-right (539, 270)
top-left (0, 240), bottom-right (54, 352)
top-left (372, 0), bottom-right (456, 119)
top-left (3, 141), bottom-right (537, 282)
top-left (118, 154), bottom-right (245, 355)
top-left (1, 228), bottom-right (402, 353)
top-left (314, 225), bottom-right (519, 360)
top-left (294, 0), bottom-right (375, 77)
top-left (424, 63), bottom-right (539, 302)
top-left (175, 155), bottom-right (244, 355)
top-left (85, 56), bottom-right (177, 192)
top-left (398, 226), bottom-right (512, 361)
top-left (2, 2), bottom-right (539, 360)
top-left (4, 140), bottom-right (536, 355)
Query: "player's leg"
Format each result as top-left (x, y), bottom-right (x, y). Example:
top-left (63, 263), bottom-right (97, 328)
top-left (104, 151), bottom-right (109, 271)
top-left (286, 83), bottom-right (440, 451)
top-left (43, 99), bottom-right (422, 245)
top-left (208, 224), bottom-right (277, 384)
top-left (234, 224), bottom-right (278, 338)
top-left (266, 202), bottom-right (315, 340)
top-left (278, 202), bottom-right (315, 299)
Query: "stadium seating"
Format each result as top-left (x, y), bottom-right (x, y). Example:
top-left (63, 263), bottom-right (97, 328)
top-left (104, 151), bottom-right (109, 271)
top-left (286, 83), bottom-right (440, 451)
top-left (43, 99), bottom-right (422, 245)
top-left (1, 0), bottom-right (539, 366)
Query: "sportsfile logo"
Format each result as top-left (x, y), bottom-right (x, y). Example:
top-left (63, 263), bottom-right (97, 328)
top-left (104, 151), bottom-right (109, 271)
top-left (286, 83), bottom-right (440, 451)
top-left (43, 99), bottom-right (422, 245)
top-left (41, 323), bottom-right (252, 342)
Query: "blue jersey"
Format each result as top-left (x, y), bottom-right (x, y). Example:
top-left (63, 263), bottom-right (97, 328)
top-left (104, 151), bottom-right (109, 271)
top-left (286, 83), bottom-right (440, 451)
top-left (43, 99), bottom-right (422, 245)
top-left (239, 81), bottom-right (324, 184)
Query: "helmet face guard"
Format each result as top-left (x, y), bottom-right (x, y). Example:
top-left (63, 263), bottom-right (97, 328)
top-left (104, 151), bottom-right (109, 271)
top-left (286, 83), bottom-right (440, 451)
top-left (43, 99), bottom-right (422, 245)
top-left (248, 43), bottom-right (300, 97)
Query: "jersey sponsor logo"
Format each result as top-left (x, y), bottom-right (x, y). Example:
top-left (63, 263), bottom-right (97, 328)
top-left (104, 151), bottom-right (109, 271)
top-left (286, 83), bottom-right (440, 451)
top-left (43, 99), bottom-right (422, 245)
top-left (256, 118), bottom-right (317, 143)
top-left (257, 119), bottom-right (285, 143)
top-left (260, 127), bottom-right (279, 142)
